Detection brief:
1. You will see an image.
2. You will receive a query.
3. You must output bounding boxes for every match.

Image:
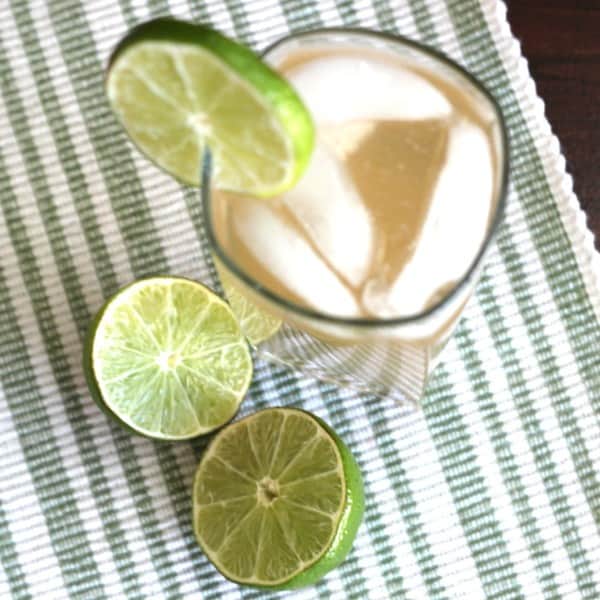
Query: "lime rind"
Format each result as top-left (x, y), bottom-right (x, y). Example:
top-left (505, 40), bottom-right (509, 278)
top-left (286, 412), bottom-right (365, 588)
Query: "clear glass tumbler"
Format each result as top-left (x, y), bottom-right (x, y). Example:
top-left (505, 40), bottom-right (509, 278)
top-left (202, 28), bottom-right (508, 405)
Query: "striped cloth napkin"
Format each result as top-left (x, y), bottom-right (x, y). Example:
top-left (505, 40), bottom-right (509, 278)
top-left (1, 0), bottom-right (599, 598)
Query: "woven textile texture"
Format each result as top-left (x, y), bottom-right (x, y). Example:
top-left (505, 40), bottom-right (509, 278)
top-left (1, 0), bottom-right (599, 598)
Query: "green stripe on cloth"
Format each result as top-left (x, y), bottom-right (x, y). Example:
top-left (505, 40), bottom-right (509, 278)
top-left (453, 319), bottom-right (561, 596)
top-left (187, 0), bottom-right (211, 23)
top-left (335, 0), bottom-right (360, 26)
top-left (0, 500), bottom-right (31, 600)
top-left (279, 0), bottom-right (323, 30)
top-left (408, 0), bottom-right (437, 39)
top-left (320, 386), bottom-right (404, 599)
top-left (224, 0), bottom-right (255, 43)
top-left (423, 369), bottom-right (525, 598)
top-left (370, 0), bottom-right (399, 29)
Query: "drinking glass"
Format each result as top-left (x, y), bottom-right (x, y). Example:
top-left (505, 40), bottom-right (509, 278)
top-left (201, 28), bottom-right (508, 405)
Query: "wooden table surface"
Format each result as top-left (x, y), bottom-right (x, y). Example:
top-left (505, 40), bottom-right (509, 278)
top-left (506, 1), bottom-right (600, 250)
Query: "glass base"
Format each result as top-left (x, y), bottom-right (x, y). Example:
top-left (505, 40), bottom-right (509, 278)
top-left (253, 323), bottom-right (429, 406)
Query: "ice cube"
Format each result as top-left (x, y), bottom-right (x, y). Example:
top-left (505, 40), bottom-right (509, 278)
top-left (364, 119), bottom-right (494, 317)
top-left (319, 120), bottom-right (375, 159)
top-left (287, 55), bottom-right (452, 124)
top-left (282, 141), bottom-right (374, 288)
top-left (231, 199), bottom-right (360, 317)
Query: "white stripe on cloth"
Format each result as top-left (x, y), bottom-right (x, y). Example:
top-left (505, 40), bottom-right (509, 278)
top-left (466, 293), bottom-right (588, 597)
top-left (350, 0), bottom-right (381, 28)
top-left (200, 0), bottom-right (238, 38)
top-left (0, 385), bottom-right (67, 599)
top-left (231, 0), bottom-right (293, 48)
top-left (390, 0), bottom-right (430, 34)
top-left (0, 562), bottom-right (10, 599)
top-left (248, 0), bottom-right (299, 47)
top-left (324, 388), bottom-right (430, 599)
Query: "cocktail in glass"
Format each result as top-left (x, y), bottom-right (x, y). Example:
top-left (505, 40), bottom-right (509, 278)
top-left (202, 28), bottom-right (508, 404)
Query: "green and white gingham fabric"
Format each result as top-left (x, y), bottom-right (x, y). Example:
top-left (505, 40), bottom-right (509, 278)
top-left (1, 0), bottom-right (599, 598)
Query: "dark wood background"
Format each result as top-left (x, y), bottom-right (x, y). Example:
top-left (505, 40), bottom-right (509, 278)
top-left (506, 1), bottom-right (599, 249)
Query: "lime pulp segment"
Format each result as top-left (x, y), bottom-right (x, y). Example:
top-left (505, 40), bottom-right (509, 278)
top-left (87, 277), bottom-right (252, 440)
top-left (193, 408), bottom-right (364, 588)
top-left (215, 260), bottom-right (281, 345)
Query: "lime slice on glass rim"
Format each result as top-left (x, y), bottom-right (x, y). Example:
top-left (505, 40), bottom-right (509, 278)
top-left (193, 407), bottom-right (364, 589)
top-left (83, 277), bottom-right (252, 440)
top-left (105, 18), bottom-right (314, 197)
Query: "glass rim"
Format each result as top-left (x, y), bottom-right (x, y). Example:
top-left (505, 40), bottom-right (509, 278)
top-left (201, 27), bottom-right (509, 329)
